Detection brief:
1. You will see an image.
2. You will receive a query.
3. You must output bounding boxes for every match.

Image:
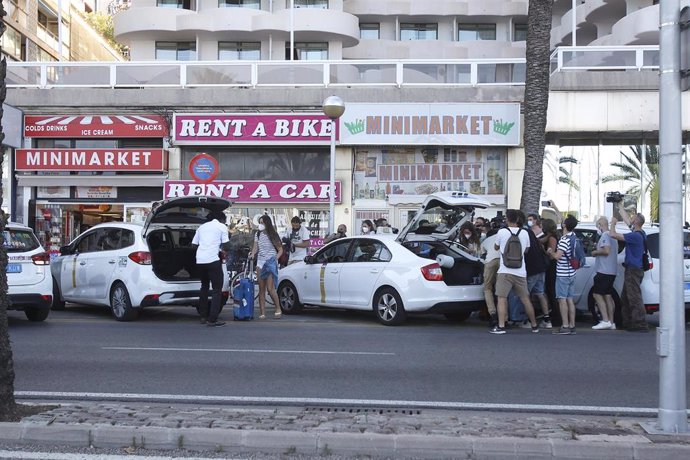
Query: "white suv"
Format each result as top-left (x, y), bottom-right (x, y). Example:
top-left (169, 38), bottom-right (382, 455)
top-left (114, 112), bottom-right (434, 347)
top-left (6, 221), bottom-right (53, 321)
top-left (51, 196), bottom-right (231, 321)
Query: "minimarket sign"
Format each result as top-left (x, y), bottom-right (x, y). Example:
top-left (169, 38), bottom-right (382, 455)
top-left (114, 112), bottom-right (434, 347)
top-left (338, 103), bottom-right (520, 146)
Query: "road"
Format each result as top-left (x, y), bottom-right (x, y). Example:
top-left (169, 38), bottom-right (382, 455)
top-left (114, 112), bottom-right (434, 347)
top-left (7, 304), bottom-right (690, 410)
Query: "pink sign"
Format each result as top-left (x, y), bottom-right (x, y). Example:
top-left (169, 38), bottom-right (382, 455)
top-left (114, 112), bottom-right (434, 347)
top-left (173, 114), bottom-right (338, 145)
top-left (164, 180), bottom-right (341, 204)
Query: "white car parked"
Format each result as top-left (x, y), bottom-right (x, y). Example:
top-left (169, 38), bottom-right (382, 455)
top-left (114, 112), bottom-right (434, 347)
top-left (277, 191), bottom-right (488, 325)
top-left (6, 221), bottom-right (53, 322)
top-left (570, 223), bottom-right (690, 323)
top-left (51, 196), bottom-right (231, 321)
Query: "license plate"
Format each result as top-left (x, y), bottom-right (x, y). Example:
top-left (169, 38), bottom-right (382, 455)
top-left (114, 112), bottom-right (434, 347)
top-left (685, 282), bottom-right (690, 291)
top-left (6, 263), bottom-right (22, 274)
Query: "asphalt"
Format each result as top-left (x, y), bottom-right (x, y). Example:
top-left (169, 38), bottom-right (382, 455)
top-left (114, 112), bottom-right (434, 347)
top-left (0, 401), bottom-right (689, 459)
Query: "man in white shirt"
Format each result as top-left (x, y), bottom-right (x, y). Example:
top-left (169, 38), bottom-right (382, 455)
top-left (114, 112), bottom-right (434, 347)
top-left (491, 209), bottom-right (540, 334)
top-left (191, 211), bottom-right (230, 327)
top-left (285, 216), bottom-right (311, 265)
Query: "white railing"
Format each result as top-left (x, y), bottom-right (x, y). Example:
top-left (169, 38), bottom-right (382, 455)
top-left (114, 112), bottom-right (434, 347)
top-left (5, 59), bottom-right (527, 89)
top-left (550, 45), bottom-right (660, 73)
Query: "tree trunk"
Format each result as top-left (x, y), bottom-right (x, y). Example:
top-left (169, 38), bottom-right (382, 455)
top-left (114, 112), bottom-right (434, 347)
top-left (520, 0), bottom-right (554, 215)
top-left (0, 3), bottom-right (18, 422)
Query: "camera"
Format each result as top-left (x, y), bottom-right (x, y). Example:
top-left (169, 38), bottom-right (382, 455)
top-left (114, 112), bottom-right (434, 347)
top-left (606, 191), bottom-right (624, 203)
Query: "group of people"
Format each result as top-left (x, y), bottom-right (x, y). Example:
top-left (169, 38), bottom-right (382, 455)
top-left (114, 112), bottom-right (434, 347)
top-left (478, 201), bottom-right (649, 335)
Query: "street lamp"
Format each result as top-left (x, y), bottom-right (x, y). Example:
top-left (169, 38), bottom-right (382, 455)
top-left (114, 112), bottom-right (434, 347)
top-left (322, 96), bottom-right (345, 235)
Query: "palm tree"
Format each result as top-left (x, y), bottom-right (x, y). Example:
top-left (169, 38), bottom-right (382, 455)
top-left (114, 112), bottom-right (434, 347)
top-left (519, 0), bottom-right (554, 215)
top-left (0, 2), bottom-right (18, 421)
top-left (601, 145), bottom-right (660, 222)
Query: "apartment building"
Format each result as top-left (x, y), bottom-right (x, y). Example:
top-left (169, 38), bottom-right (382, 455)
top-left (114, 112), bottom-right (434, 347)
top-left (5, 0), bottom-right (688, 245)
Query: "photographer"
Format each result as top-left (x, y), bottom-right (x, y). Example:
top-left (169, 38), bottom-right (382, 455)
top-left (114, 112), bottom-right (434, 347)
top-left (323, 224), bottom-right (348, 244)
top-left (284, 216), bottom-right (311, 265)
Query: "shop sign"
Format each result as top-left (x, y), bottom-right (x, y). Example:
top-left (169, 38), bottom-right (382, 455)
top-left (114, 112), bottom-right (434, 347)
top-left (15, 149), bottom-right (166, 171)
top-left (188, 153), bottom-right (219, 183)
top-left (173, 114), bottom-right (336, 145)
top-left (37, 186), bottom-right (70, 199)
top-left (164, 180), bottom-right (342, 204)
top-left (24, 115), bottom-right (168, 138)
top-left (75, 186), bottom-right (118, 199)
top-left (339, 103), bottom-right (520, 146)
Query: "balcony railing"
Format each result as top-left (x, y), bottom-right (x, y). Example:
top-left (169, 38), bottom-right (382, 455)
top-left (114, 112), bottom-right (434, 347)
top-left (5, 46), bottom-right (660, 89)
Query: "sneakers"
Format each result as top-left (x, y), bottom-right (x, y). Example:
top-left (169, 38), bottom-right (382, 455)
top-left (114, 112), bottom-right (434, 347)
top-left (610, 322), bottom-right (617, 330)
top-left (520, 320), bottom-right (532, 329)
top-left (539, 319), bottom-right (553, 329)
top-left (592, 320), bottom-right (612, 330)
top-left (531, 326), bottom-right (540, 333)
top-left (552, 326), bottom-right (572, 335)
top-left (489, 325), bottom-right (506, 335)
top-left (199, 318), bottom-right (207, 325)
top-left (207, 321), bottom-right (226, 327)
top-left (569, 327), bottom-right (577, 335)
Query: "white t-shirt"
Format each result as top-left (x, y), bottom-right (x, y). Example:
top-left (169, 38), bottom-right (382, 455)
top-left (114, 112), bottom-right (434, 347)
top-left (192, 219), bottom-right (229, 264)
top-left (481, 233), bottom-right (501, 262)
top-left (494, 226), bottom-right (530, 277)
top-left (285, 225), bottom-right (311, 262)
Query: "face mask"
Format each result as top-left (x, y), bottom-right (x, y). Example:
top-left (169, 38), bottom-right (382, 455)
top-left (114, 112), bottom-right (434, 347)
top-left (258, 224), bottom-right (265, 231)
top-left (463, 232), bottom-right (472, 238)
top-left (596, 228), bottom-right (603, 236)
top-left (362, 227), bottom-right (370, 234)
top-left (527, 221), bottom-right (534, 227)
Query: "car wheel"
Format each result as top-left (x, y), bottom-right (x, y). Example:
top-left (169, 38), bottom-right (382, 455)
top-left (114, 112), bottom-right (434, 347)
top-left (25, 308), bottom-right (49, 322)
top-left (278, 281), bottom-right (303, 314)
top-left (110, 282), bottom-right (139, 322)
top-left (444, 311), bottom-right (471, 322)
top-left (51, 278), bottom-right (65, 311)
top-left (374, 287), bottom-right (406, 326)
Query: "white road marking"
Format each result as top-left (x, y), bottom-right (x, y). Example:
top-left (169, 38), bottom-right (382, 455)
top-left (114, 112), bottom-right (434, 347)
top-left (101, 346), bottom-right (394, 356)
top-left (0, 450), bottom-right (232, 460)
top-left (14, 391), bottom-right (677, 415)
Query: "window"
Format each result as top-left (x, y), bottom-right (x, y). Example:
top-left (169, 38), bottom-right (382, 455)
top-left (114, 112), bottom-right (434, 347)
top-left (359, 23), bottom-right (380, 40)
top-left (155, 41), bottom-right (197, 61)
top-left (157, 0), bottom-right (195, 9)
top-left (219, 42), bottom-right (260, 60)
top-left (294, 0), bottom-right (328, 8)
top-left (121, 230), bottom-right (135, 249)
top-left (219, 0), bottom-right (260, 8)
top-left (96, 228), bottom-right (122, 251)
top-left (315, 240), bottom-right (351, 263)
top-left (2, 229), bottom-right (40, 253)
top-left (351, 239), bottom-right (392, 263)
top-left (1, 26), bottom-right (23, 61)
top-left (76, 231), bottom-right (99, 254)
top-left (458, 24), bottom-right (496, 41)
top-left (646, 232), bottom-right (690, 260)
top-left (400, 23), bottom-right (438, 41)
top-left (286, 42), bottom-right (328, 60)
top-left (513, 24), bottom-right (527, 42)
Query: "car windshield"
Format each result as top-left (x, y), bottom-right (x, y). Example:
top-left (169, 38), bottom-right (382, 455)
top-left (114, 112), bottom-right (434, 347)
top-left (408, 204), bottom-right (468, 235)
top-left (3, 229), bottom-right (41, 253)
top-left (646, 231), bottom-right (690, 259)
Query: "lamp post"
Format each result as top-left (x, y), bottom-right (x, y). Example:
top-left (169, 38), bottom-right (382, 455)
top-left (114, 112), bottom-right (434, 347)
top-left (322, 96), bottom-right (345, 235)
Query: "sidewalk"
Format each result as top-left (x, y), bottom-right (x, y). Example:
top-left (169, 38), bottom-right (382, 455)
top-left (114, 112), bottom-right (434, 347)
top-left (1, 402), bottom-right (689, 458)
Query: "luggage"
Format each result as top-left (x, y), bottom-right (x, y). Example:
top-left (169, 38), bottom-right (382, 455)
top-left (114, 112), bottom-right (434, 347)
top-left (232, 258), bottom-right (255, 321)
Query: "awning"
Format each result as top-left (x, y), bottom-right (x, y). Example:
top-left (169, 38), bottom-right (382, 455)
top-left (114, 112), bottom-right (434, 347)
top-left (16, 175), bottom-right (168, 187)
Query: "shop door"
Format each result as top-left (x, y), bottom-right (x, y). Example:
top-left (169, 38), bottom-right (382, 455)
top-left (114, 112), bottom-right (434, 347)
top-left (338, 239), bottom-right (391, 308)
top-left (301, 239), bottom-right (351, 306)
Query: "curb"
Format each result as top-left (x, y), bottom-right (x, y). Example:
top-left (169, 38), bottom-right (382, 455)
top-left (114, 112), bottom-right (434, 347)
top-left (2, 423), bottom-right (690, 458)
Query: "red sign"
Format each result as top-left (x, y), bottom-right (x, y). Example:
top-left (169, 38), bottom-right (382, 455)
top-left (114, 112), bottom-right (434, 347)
top-left (164, 180), bottom-right (341, 204)
top-left (24, 115), bottom-right (168, 138)
top-left (15, 149), bottom-right (167, 171)
top-left (173, 114), bottom-right (337, 145)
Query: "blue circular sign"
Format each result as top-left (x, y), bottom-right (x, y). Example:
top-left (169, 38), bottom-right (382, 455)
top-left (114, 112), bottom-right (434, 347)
top-left (189, 153), bottom-right (219, 184)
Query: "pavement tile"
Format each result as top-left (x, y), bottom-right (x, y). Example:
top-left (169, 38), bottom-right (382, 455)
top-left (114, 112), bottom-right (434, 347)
top-left (92, 425), bottom-right (142, 449)
top-left (317, 431), bottom-right (396, 456)
top-left (394, 433), bottom-right (473, 457)
top-left (180, 427), bottom-right (242, 452)
top-left (20, 424), bottom-right (90, 447)
top-left (633, 443), bottom-right (690, 460)
top-left (241, 429), bottom-right (318, 455)
top-left (551, 439), bottom-right (634, 459)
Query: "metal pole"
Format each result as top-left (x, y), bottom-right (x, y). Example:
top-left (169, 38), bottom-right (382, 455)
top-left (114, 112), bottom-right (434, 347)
top-left (57, 0), bottom-right (63, 60)
top-left (641, 137), bottom-right (646, 216)
top-left (329, 120), bottom-right (336, 234)
top-left (290, 0), bottom-right (295, 61)
top-left (571, 0), bottom-right (577, 46)
top-left (657, 0), bottom-right (687, 434)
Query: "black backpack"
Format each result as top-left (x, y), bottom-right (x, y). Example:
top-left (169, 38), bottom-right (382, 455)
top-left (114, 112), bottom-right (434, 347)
top-left (502, 228), bottom-right (523, 269)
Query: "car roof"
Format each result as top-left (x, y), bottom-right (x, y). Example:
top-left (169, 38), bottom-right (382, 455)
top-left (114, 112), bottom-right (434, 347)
top-left (83, 222), bottom-right (144, 231)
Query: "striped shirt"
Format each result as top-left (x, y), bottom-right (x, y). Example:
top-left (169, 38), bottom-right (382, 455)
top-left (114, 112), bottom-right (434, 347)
top-left (255, 231), bottom-right (278, 269)
top-left (556, 233), bottom-right (576, 277)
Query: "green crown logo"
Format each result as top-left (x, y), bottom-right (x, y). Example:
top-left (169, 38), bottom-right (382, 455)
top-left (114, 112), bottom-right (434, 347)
top-left (493, 119), bottom-right (515, 136)
top-left (344, 119), bottom-right (365, 135)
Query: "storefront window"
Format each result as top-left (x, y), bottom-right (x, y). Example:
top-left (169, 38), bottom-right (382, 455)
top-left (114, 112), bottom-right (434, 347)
top-left (353, 146), bottom-right (506, 200)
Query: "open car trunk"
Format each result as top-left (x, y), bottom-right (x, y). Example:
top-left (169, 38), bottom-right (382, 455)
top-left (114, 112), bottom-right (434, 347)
top-left (148, 228), bottom-right (200, 281)
top-left (402, 241), bottom-right (483, 287)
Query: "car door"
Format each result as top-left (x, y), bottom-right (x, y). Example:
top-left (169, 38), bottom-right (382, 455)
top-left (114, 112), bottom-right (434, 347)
top-left (572, 228), bottom-right (599, 305)
top-left (300, 239), bottom-right (352, 306)
top-left (59, 231), bottom-right (97, 300)
top-left (338, 239), bottom-right (391, 309)
top-left (83, 228), bottom-right (123, 300)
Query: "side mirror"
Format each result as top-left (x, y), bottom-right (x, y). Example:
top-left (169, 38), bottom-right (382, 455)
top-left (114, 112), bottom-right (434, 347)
top-left (304, 255), bottom-right (315, 265)
top-left (59, 245), bottom-right (70, 256)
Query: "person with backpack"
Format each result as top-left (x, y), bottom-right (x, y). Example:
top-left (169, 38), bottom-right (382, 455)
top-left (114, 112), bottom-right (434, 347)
top-left (546, 215), bottom-right (583, 335)
top-left (609, 204), bottom-right (650, 332)
top-left (489, 209), bottom-right (540, 335)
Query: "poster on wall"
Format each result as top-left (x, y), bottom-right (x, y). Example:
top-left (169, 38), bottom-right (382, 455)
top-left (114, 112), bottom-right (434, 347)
top-left (353, 147), bottom-right (506, 199)
top-left (75, 186), bottom-right (118, 199)
top-left (37, 186), bottom-right (70, 199)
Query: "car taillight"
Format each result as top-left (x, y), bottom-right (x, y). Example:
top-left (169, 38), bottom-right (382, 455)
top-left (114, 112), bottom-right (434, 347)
top-left (421, 263), bottom-right (444, 281)
top-left (31, 252), bottom-right (51, 265)
top-left (128, 251), bottom-right (152, 265)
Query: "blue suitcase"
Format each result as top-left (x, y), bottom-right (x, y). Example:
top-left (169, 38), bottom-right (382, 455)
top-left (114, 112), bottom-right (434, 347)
top-left (233, 259), bottom-right (254, 321)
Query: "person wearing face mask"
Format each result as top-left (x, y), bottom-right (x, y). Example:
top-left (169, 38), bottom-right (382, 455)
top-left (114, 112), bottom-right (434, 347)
top-left (323, 224), bottom-right (348, 244)
top-left (458, 222), bottom-right (480, 256)
top-left (361, 219), bottom-right (376, 235)
top-left (250, 215), bottom-right (284, 319)
top-left (590, 216), bottom-right (618, 330)
top-left (284, 216), bottom-right (311, 265)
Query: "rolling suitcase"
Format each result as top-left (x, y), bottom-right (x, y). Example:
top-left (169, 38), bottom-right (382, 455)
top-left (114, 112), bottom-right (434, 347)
top-left (233, 258), bottom-right (254, 321)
